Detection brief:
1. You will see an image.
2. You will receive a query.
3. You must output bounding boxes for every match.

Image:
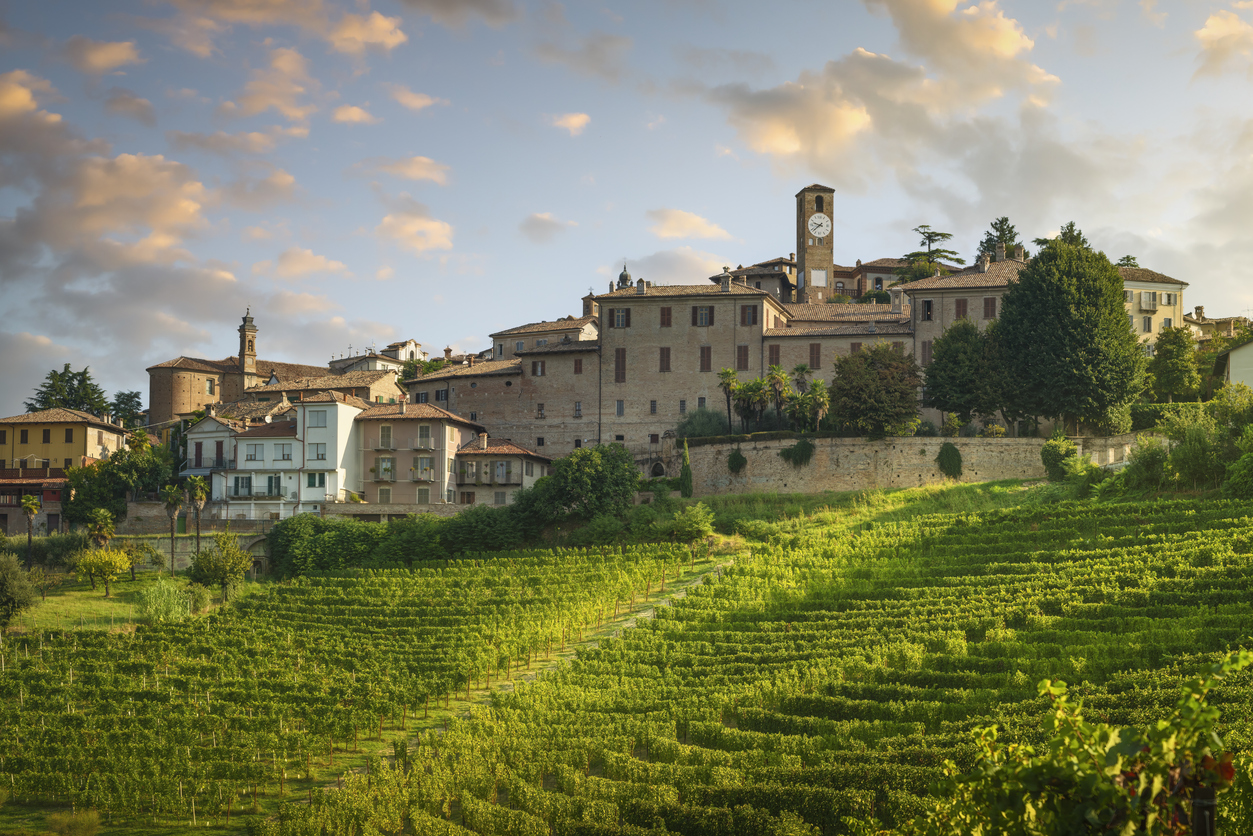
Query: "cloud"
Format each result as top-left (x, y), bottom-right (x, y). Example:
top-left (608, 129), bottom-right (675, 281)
top-left (105, 88), bottom-right (156, 126)
top-left (376, 265), bottom-right (394, 280)
top-left (358, 155), bottom-right (450, 184)
top-left (376, 201), bottom-right (454, 253)
top-left (0, 332), bottom-right (75, 417)
top-left (242, 225), bottom-right (273, 240)
top-left (518, 212), bottom-right (576, 243)
top-left (224, 166), bottom-right (297, 207)
top-left (167, 125), bottom-right (308, 155)
top-left (332, 104), bottom-right (380, 124)
top-left (388, 84), bottom-right (449, 111)
top-left (1140, 0), bottom-right (1166, 27)
top-left (603, 247), bottom-right (729, 288)
top-left (253, 246), bottom-right (349, 279)
top-left (1194, 10), bottom-right (1253, 76)
top-left (62, 36), bottom-right (144, 74)
top-left (396, 0), bottom-right (518, 28)
top-left (221, 47), bottom-right (317, 124)
top-left (141, 14), bottom-right (225, 58)
top-left (646, 208), bottom-right (732, 240)
top-left (549, 112), bottom-right (590, 135)
top-left (647, 114), bottom-right (665, 130)
top-left (328, 11), bottom-right (407, 54)
top-left (535, 30), bottom-right (632, 82)
top-left (677, 46), bottom-right (776, 77)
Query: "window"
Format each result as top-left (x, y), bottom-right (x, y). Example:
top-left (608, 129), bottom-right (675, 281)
top-left (535, 339), bottom-right (548, 347)
top-left (874, 277), bottom-right (884, 291)
top-left (755, 281), bottom-right (761, 289)
top-left (234, 475), bottom-right (252, 495)
top-left (608, 307), bottom-right (631, 328)
top-left (922, 300), bottom-right (934, 321)
top-left (525, 461), bottom-right (534, 477)
top-left (955, 298), bottom-right (968, 319)
top-left (447, 488), bottom-right (455, 502)
top-left (65, 428), bottom-right (73, 443)
top-left (692, 306), bottom-right (714, 327)
top-left (207, 379), bottom-right (215, 396)
top-left (1164, 317), bottom-right (1173, 328)
top-left (1163, 292), bottom-right (1176, 305)
top-left (615, 435), bottom-right (625, 442)
top-left (921, 340), bottom-right (933, 366)
top-left (378, 487), bottom-right (391, 504)
top-left (379, 426), bottom-right (392, 448)
top-left (245, 443), bottom-right (262, 461)
top-left (809, 343), bottom-right (821, 369)
top-left (698, 396), bottom-right (706, 409)
top-left (659, 346), bottom-right (671, 372)
top-left (574, 439), bottom-right (582, 448)
top-left (1128, 313), bottom-right (1135, 331)
top-left (574, 401), bottom-right (582, 418)
top-left (679, 400), bottom-right (687, 414)
top-left (308, 410), bottom-right (326, 428)
top-left (768, 344), bottom-right (781, 367)
top-left (537, 402), bottom-right (545, 417)
top-left (740, 305), bottom-right (758, 326)
top-left (650, 433), bottom-right (660, 444)
top-left (1143, 316), bottom-right (1152, 333)
top-left (615, 347), bottom-right (626, 383)
top-left (435, 389), bottom-right (448, 402)
top-left (851, 342), bottom-right (862, 353)
top-left (0, 430), bottom-right (5, 444)
top-left (574, 358), bottom-right (583, 374)
top-left (736, 345), bottom-right (749, 371)
top-left (660, 306), bottom-right (672, 327)
top-left (418, 487), bottom-right (430, 504)
top-left (415, 391), bottom-right (429, 403)
top-left (650, 400), bottom-right (657, 414)
top-left (536, 437), bottom-right (545, 447)
top-left (816, 195), bottom-right (824, 212)
top-left (307, 472), bottom-right (326, 488)
top-left (495, 491), bottom-right (506, 506)
top-left (516, 341), bottom-right (524, 352)
top-left (64, 458), bottom-right (71, 469)
top-left (42, 429), bottom-right (50, 444)
top-left (836, 281), bottom-right (844, 291)
top-left (531, 360), bottom-right (546, 377)
top-left (97, 430), bottom-right (103, 445)
top-left (496, 344), bottom-right (504, 358)
top-left (983, 297), bottom-right (998, 319)
top-left (699, 345), bottom-right (712, 372)
top-left (449, 457), bottom-right (455, 475)
top-left (418, 425), bottom-right (431, 446)
top-left (310, 443), bottom-right (327, 461)
top-left (616, 400), bottom-right (625, 417)
top-left (1124, 290), bottom-right (1134, 303)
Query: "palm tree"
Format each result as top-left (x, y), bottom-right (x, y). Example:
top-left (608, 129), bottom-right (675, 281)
top-left (159, 484), bottom-right (184, 577)
top-left (750, 380), bottom-right (771, 427)
top-left (186, 475), bottom-right (209, 554)
top-left (766, 364), bottom-right (790, 425)
top-left (716, 369), bottom-right (738, 434)
top-left (86, 507), bottom-right (115, 548)
top-left (20, 494), bottom-right (40, 569)
top-left (128, 429), bottom-right (152, 456)
top-left (808, 379), bottom-right (831, 431)
top-left (791, 363), bottom-right (812, 394)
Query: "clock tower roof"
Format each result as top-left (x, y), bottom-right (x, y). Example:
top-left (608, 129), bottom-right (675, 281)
top-left (795, 183), bottom-right (835, 196)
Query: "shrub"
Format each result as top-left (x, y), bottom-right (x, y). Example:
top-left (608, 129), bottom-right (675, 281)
top-left (442, 504), bottom-right (522, 554)
top-left (0, 552), bottom-right (35, 628)
top-left (1130, 402), bottom-right (1207, 432)
top-left (138, 576), bottom-right (187, 624)
top-left (727, 448), bottom-right (747, 475)
top-left (0, 532), bottom-right (89, 569)
top-left (941, 415), bottom-right (963, 437)
top-left (679, 441), bottom-right (693, 498)
top-left (370, 514), bottom-right (447, 564)
top-left (186, 583), bottom-right (211, 614)
top-left (1170, 419), bottom-right (1225, 489)
top-left (779, 437), bottom-right (815, 467)
top-left (663, 502), bottom-right (715, 543)
top-left (915, 420), bottom-right (939, 437)
top-left (934, 442), bottom-right (962, 479)
top-left (1224, 454), bottom-right (1253, 499)
top-left (675, 406), bottom-right (731, 439)
top-left (566, 514), bottom-right (627, 547)
top-left (976, 423), bottom-right (1007, 438)
top-left (1063, 455), bottom-right (1109, 499)
top-left (1122, 436), bottom-right (1170, 492)
top-left (1040, 434), bottom-right (1078, 482)
top-left (47, 810), bottom-right (100, 836)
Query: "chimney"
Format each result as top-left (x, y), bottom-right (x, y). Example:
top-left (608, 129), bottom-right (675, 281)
top-left (1013, 244), bottom-right (1024, 260)
top-left (609, 281), bottom-right (615, 294)
top-left (400, 399), bottom-right (405, 415)
top-left (1195, 305), bottom-right (1205, 321)
top-left (636, 277), bottom-right (646, 294)
top-left (868, 320), bottom-right (877, 333)
top-left (720, 267), bottom-right (732, 292)
top-left (468, 356), bottom-right (475, 367)
top-left (444, 346), bottom-right (452, 361)
top-left (478, 432), bottom-right (488, 450)
top-left (789, 252), bottom-right (795, 262)
top-left (891, 288), bottom-right (902, 314)
top-left (979, 252), bottom-right (991, 273)
top-left (995, 242), bottom-right (1006, 262)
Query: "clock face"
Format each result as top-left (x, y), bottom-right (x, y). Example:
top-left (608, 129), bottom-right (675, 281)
top-left (808, 213), bottom-right (832, 238)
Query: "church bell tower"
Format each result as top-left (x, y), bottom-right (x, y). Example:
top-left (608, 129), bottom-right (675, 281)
top-left (795, 184), bottom-right (835, 304)
top-left (239, 308), bottom-right (257, 376)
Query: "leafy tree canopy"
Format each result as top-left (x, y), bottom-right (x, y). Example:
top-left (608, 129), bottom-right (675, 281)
top-left (1115, 254), bottom-right (1139, 268)
top-left (189, 530), bottom-right (255, 601)
top-left (1032, 220), bottom-right (1091, 250)
top-left (0, 552), bottom-right (35, 627)
top-left (1147, 325), bottom-right (1200, 403)
top-left (25, 364), bottom-right (109, 415)
top-left (897, 224), bottom-right (967, 283)
top-left (975, 216), bottom-right (1028, 261)
top-left (110, 390), bottom-right (144, 427)
top-left (539, 444), bottom-right (640, 519)
top-left (828, 343), bottom-right (922, 439)
top-left (923, 319), bottom-right (1000, 424)
top-left (63, 445), bottom-right (173, 527)
top-left (401, 357), bottom-right (448, 380)
top-left (859, 290), bottom-right (891, 304)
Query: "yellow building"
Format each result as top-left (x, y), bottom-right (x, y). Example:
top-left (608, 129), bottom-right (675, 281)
top-left (1119, 267), bottom-right (1187, 349)
top-left (0, 407), bottom-right (128, 471)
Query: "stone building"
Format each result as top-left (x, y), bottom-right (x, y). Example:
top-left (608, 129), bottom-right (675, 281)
top-left (355, 402), bottom-right (484, 506)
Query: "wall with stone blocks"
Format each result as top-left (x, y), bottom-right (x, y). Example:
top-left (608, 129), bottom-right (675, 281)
top-left (323, 503), bottom-right (464, 523)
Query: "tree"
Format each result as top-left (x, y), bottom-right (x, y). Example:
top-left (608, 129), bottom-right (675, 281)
top-left (0, 553), bottom-right (35, 628)
top-left (766, 364), bottom-right (791, 425)
top-left (186, 475), bottom-right (209, 554)
top-left (1116, 254), bottom-right (1139, 268)
top-left (64, 443), bottom-right (173, 527)
top-left (791, 363), bottom-right (812, 393)
top-left (1032, 220), bottom-right (1090, 250)
top-left (998, 236), bottom-right (1146, 434)
top-left (159, 484), bottom-right (184, 576)
top-left (24, 364), bottom-right (109, 415)
top-left (717, 369), bottom-right (738, 434)
top-left (858, 290), bottom-right (891, 304)
top-left (974, 216), bottom-right (1028, 262)
top-left (678, 440), bottom-right (693, 498)
top-left (541, 445), bottom-right (639, 519)
top-left (86, 508), bottom-right (115, 549)
top-left (923, 319), bottom-right (999, 423)
top-left (400, 357), bottom-right (447, 381)
top-left (27, 565), bottom-right (63, 602)
top-left (110, 390), bottom-right (144, 427)
top-left (74, 548), bottom-right (131, 598)
top-left (897, 224), bottom-right (966, 283)
top-left (189, 530), bottom-right (254, 602)
top-left (828, 343), bottom-right (922, 439)
top-left (1148, 325), bottom-right (1201, 403)
top-left (20, 495), bottom-right (40, 570)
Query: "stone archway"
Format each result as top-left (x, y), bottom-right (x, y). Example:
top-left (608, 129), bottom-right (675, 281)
top-left (651, 462), bottom-right (666, 478)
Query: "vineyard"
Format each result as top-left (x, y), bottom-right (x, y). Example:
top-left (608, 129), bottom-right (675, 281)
top-left (4, 494), bottom-right (1253, 834)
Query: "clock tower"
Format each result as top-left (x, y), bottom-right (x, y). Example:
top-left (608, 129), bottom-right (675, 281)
top-left (796, 184), bottom-right (835, 303)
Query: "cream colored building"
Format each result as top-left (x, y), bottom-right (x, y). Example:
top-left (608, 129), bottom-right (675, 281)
top-left (1120, 267), bottom-right (1187, 348)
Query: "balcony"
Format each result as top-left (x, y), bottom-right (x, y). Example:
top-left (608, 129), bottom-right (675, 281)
top-left (371, 437), bottom-right (395, 451)
top-left (228, 486), bottom-right (287, 499)
top-left (409, 436), bottom-right (437, 451)
top-left (410, 469), bottom-right (437, 482)
top-left (1139, 293), bottom-right (1158, 313)
top-left (373, 470), bottom-right (396, 482)
top-left (456, 472), bottom-right (522, 486)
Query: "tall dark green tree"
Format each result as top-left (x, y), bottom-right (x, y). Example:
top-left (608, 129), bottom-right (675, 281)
top-left (975, 217), bottom-right (1028, 261)
top-left (25, 364), bottom-right (109, 415)
top-left (110, 390), bottom-right (144, 426)
top-left (1116, 255), bottom-right (1139, 268)
top-left (998, 236), bottom-right (1146, 433)
top-left (828, 343), bottom-right (922, 439)
top-left (923, 319), bottom-right (999, 424)
top-left (897, 224), bottom-right (967, 283)
top-left (1032, 221), bottom-right (1090, 250)
top-left (1148, 325), bottom-right (1201, 403)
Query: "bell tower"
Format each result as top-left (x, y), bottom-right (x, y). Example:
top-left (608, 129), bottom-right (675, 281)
top-left (238, 308), bottom-right (257, 376)
top-left (795, 184), bottom-right (835, 303)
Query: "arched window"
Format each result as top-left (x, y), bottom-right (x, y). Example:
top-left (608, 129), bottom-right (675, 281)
top-left (651, 462), bottom-right (666, 478)
top-left (247, 339), bottom-right (254, 352)
top-left (836, 282), bottom-right (844, 291)
top-left (815, 195), bottom-right (824, 212)
top-left (408, 350), bottom-right (415, 360)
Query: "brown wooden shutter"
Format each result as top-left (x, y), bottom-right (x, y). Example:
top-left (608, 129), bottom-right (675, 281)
top-left (661, 307), bottom-right (671, 327)
top-left (692, 306), bottom-right (699, 326)
top-left (574, 358), bottom-right (583, 374)
top-left (768, 344), bottom-right (780, 366)
top-left (615, 347), bottom-right (626, 383)
top-left (606, 308), bottom-right (615, 328)
top-left (736, 345), bottom-right (749, 371)
top-left (955, 298), bottom-right (968, 319)
top-left (708, 306), bottom-right (715, 327)
top-left (659, 347), bottom-right (670, 372)
top-left (809, 343), bottom-right (821, 369)
top-left (625, 308), bottom-right (631, 328)
top-left (850, 342), bottom-right (862, 353)
top-left (984, 297), bottom-right (997, 319)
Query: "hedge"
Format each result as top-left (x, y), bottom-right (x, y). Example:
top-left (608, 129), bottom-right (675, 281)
top-left (1130, 402), bottom-right (1207, 432)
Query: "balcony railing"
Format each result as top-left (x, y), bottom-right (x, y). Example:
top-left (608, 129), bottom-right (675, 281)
top-left (456, 472), bottom-right (521, 486)
top-left (410, 436), bottom-right (437, 450)
top-left (1139, 294), bottom-right (1158, 312)
top-left (373, 471), bottom-right (396, 482)
top-left (371, 438), bottom-right (395, 451)
top-left (189, 457), bottom-right (233, 469)
top-left (410, 469), bottom-right (437, 482)
top-left (228, 486), bottom-right (288, 499)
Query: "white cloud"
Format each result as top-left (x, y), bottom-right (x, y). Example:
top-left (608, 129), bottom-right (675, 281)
top-left (376, 265), bottom-right (394, 280)
top-left (224, 166), bottom-right (297, 208)
top-left (333, 104), bottom-right (380, 124)
top-left (167, 125), bottom-right (308, 155)
top-left (359, 155), bottom-right (450, 184)
top-left (221, 47), bottom-right (317, 124)
top-left (1194, 10), bottom-right (1253, 76)
top-left (646, 208), bottom-right (732, 241)
top-left (254, 246), bottom-right (349, 279)
top-left (549, 112), bottom-right (590, 136)
top-left (603, 247), bottom-right (729, 288)
top-left (1140, 0), bottom-right (1166, 27)
top-left (388, 84), bottom-right (449, 112)
top-left (396, 0), bottom-right (518, 28)
top-left (376, 206), bottom-right (454, 253)
top-left (328, 11), bottom-right (407, 54)
top-left (105, 88), bottom-right (156, 127)
top-left (62, 37), bottom-right (144, 74)
top-left (519, 212), bottom-right (576, 244)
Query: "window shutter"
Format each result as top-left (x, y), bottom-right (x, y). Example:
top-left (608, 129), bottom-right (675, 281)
top-left (768, 345), bottom-right (780, 366)
top-left (531, 361), bottom-right (537, 376)
top-left (850, 342), bottom-right (862, 353)
top-left (708, 306), bottom-right (715, 327)
top-left (625, 308), bottom-right (631, 328)
top-left (692, 306), bottom-right (699, 326)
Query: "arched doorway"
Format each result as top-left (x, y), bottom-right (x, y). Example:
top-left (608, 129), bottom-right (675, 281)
top-left (651, 462), bottom-right (666, 477)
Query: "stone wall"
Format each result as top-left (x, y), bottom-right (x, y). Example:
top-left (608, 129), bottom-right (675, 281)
top-left (323, 502), bottom-right (464, 523)
top-left (1076, 432), bottom-right (1150, 467)
top-left (116, 501), bottom-right (274, 536)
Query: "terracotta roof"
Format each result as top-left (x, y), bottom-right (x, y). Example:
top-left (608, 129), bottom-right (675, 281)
top-left (235, 421), bottom-right (297, 438)
top-left (455, 437), bottom-right (552, 461)
top-left (186, 415), bottom-right (246, 434)
top-left (515, 341), bottom-right (601, 355)
top-left (706, 259), bottom-right (798, 283)
top-left (785, 302), bottom-right (910, 322)
top-left (146, 355), bottom-right (331, 379)
top-left (212, 400), bottom-right (295, 421)
top-left (764, 323), bottom-right (913, 337)
top-left (0, 477), bottom-right (67, 488)
top-left (796, 183), bottom-right (835, 194)
top-left (1118, 266), bottom-right (1189, 287)
top-left (596, 284), bottom-right (774, 300)
top-left (297, 390), bottom-right (373, 409)
top-left (355, 403), bottom-right (485, 429)
top-left (0, 408), bottom-right (127, 432)
top-left (900, 259), bottom-right (1027, 292)
top-left (491, 315), bottom-right (598, 338)
top-left (405, 359), bottom-right (522, 384)
top-left (245, 369), bottom-right (395, 393)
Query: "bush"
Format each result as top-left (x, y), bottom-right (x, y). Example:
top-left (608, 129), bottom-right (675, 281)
top-left (1063, 455), bottom-right (1109, 499)
top-left (679, 441), bottom-right (693, 498)
top-left (727, 448), bottom-right (747, 475)
top-left (0, 552), bottom-right (35, 628)
top-left (47, 810), bottom-right (100, 836)
top-left (370, 514), bottom-right (447, 564)
top-left (566, 514), bottom-right (626, 547)
top-left (779, 437), bottom-right (815, 467)
top-left (1, 532), bottom-right (89, 569)
top-left (1122, 436), bottom-right (1170, 492)
top-left (1224, 454), bottom-right (1253, 499)
top-left (941, 415), bottom-right (963, 437)
top-left (186, 583), bottom-right (211, 614)
top-left (661, 502), bottom-right (715, 543)
top-left (1130, 402), bottom-right (1207, 432)
top-left (138, 576), bottom-right (187, 624)
top-left (675, 406), bottom-right (731, 439)
top-left (915, 420), bottom-right (939, 437)
top-left (976, 423), bottom-right (1007, 438)
top-left (935, 442), bottom-right (962, 479)
top-left (1040, 434), bottom-right (1078, 482)
top-left (1169, 416), bottom-right (1225, 489)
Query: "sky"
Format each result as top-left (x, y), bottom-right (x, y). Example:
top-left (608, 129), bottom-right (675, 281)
top-left (3, 0), bottom-right (1253, 418)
